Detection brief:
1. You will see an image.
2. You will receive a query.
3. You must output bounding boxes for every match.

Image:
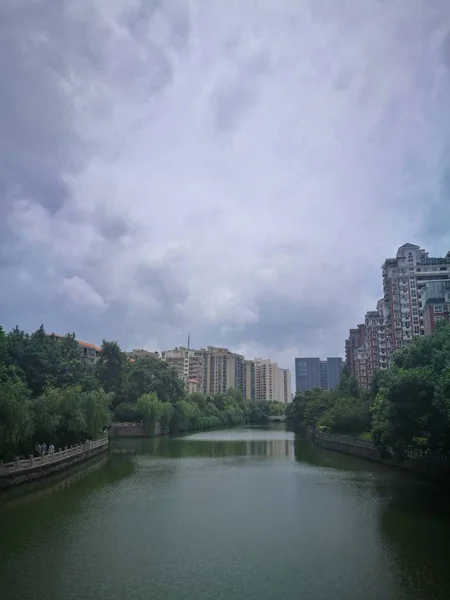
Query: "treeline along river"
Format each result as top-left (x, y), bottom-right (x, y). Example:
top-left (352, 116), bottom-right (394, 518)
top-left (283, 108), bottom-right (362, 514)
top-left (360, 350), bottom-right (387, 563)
top-left (1, 425), bottom-right (450, 600)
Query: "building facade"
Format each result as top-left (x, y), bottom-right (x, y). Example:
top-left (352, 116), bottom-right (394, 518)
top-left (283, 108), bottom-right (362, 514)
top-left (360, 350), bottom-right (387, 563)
top-left (160, 347), bottom-right (205, 391)
top-left (49, 334), bottom-right (102, 365)
top-left (354, 301), bottom-right (388, 389)
top-left (243, 359), bottom-right (256, 401)
top-left (295, 357), bottom-right (343, 392)
top-left (421, 280), bottom-right (450, 335)
top-left (345, 324), bottom-right (365, 375)
top-left (254, 358), bottom-right (291, 403)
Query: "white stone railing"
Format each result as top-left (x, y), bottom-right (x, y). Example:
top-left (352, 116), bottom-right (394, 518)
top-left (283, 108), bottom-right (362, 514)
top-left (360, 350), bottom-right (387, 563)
top-left (0, 436), bottom-right (108, 475)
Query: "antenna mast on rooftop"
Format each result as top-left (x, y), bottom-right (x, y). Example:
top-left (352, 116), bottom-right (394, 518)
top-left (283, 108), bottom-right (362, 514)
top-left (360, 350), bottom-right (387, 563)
top-left (187, 332), bottom-right (190, 350)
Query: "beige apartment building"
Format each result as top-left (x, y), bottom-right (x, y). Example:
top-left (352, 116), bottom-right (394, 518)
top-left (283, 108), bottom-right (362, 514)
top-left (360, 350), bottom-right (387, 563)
top-left (197, 346), bottom-right (244, 396)
top-left (158, 344), bottom-right (291, 403)
top-left (254, 358), bottom-right (292, 404)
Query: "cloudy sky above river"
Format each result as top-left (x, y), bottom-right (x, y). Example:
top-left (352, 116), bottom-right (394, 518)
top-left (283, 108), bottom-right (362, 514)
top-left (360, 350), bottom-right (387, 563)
top-left (2, 0), bottom-right (450, 372)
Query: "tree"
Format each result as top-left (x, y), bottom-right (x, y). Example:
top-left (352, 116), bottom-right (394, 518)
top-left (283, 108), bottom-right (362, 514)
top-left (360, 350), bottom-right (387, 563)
top-left (371, 368), bottom-right (437, 458)
top-left (137, 393), bottom-right (164, 434)
top-left (125, 356), bottom-right (185, 404)
top-left (96, 340), bottom-right (126, 403)
top-left (0, 377), bottom-right (34, 459)
top-left (84, 389), bottom-right (112, 438)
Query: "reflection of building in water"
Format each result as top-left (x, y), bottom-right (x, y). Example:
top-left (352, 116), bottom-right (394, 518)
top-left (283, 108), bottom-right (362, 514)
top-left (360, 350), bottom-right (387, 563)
top-left (244, 439), bottom-right (294, 458)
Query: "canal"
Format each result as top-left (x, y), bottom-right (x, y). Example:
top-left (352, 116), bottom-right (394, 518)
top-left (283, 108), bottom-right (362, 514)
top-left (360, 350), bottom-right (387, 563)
top-left (1, 425), bottom-right (450, 600)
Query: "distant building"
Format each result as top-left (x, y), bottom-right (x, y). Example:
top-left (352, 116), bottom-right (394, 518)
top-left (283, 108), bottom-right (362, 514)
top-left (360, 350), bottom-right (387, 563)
top-left (49, 334), bottom-right (102, 365)
top-left (254, 358), bottom-right (292, 403)
top-left (295, 357), bottom-right (343, 392)
top-left (421, 280), bottom-right (450, 335)
top-left (345, 324), bottom-right (365, 375)
top-left (160, 347), bottom-right (204, 391)
top-left (187, 378), bottom-right (201, 394)
top-left (243, 359), bottom-right (256, 401)
top-left (128, 349), bottom-right (159, 359)
top-left (326, 357), bottom-right (344, 390)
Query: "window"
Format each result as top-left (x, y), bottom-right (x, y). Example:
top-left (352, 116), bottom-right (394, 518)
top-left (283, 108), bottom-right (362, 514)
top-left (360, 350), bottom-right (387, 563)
top-left (435, 316), bottom-right (445, 323)
top-left (434, 305), bottom-right (444, 313)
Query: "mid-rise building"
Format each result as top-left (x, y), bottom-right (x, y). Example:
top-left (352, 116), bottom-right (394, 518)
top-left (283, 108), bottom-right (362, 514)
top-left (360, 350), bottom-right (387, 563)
top-left (295, 357), bottom-right (343, 392)
top-left (49, 334), bottom-right (102, 365)
top-left (382, 243), bottom-right (450, 352)
top-left (421, 280), bottom-right (450, 335)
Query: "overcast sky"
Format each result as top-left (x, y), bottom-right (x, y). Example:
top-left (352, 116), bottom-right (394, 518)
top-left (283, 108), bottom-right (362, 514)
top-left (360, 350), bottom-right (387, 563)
top-left (1, 0), bottom-right (450, 374)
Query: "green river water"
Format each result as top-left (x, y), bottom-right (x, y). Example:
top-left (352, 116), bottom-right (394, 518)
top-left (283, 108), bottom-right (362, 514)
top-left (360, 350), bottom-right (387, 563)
top-left (1, 425), bottom-right (450, 600)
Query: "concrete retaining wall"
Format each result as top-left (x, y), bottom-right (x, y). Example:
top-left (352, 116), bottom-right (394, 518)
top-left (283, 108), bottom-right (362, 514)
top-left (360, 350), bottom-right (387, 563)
top-left (307, 427), bottom-right (450, 482)
top-left (110, 422), bottom-right (163, 437)
top-left (0, 439), bottom-right (109, 490)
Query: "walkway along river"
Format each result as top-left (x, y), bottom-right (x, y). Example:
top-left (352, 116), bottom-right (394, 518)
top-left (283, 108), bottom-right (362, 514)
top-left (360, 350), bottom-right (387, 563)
top-left (0, 436), bottom-right (109, 489)
top-left (1, 425), bottom-right (450, 600)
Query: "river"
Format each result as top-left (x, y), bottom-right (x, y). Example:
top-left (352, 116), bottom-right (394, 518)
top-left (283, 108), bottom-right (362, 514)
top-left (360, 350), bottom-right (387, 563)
top-left (1, 425), bottom-right (450, 600)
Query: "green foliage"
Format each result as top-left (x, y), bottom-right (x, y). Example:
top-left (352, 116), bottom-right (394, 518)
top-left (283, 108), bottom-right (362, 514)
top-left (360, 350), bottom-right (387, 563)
top-left (114, 402), bottom-right (143, 423)
top-left (0, 322), bottom-right (294, 459)
top-left (137, 393), bottom-right (165, 434)
top-left (319, 396), bottom-right (370, 435)
top-left (0, 377), bottom-right (34, 460)
top-left (125, 356), bottom-right (185, 404)
top-left (288, 386), bottom-right (370, 436)
top-left (369, 323), bottom-right (450, 456)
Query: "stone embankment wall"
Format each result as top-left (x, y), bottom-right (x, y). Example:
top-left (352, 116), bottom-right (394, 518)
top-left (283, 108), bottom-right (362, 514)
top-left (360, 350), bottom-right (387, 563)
top-left (0, 437), bottom-right (109, 490)
top-left (307, 427), bottom-right (450, 482)
top-left (110, 422), bottom-right (163, 437)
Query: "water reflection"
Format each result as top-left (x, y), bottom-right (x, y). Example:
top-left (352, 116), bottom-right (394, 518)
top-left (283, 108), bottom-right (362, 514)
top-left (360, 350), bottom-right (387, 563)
top-left (2, 426), bottom-right (450, 600)
top-left (378, 480), bottom-right (450, 600)
top-left (112, 432), bottom-right (295, 459)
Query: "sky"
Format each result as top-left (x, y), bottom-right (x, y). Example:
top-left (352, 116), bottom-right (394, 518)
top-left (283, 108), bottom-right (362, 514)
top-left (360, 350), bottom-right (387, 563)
top-left (1, 0), bottom-right (450, 376)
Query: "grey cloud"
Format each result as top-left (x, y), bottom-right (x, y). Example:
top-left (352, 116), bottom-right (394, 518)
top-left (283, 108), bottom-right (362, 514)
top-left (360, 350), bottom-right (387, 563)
top-left (2, 0), bottom-right (450, 370)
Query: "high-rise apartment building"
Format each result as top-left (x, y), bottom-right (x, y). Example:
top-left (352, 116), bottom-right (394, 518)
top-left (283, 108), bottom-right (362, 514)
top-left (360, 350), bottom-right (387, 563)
top-left (160, 347), bottom-right (204, 391)
top-left (348, 243), bottom-right (450, 389)
top-left (197, 346), bottom-right (244, 396)
top-left (355, 301), bottom-right (388, 389)
top-left (254, 358), bottom-right (291, 403)
top-left (295, 357), bottom-right (343, 392)
top-left (382, 244), bottom-right (450, 352)
top-left (345, 324), bottom-right (365, 375)
top-left (159, 345), bottom-right (291, 402)
top-left (282, 368), bottom-right (292, 404)
top-left (243, 359), bottom-right (256, 401)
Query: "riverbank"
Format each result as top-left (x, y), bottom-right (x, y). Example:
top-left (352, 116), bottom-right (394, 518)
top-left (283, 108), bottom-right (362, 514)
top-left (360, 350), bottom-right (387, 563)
top-left (0, 437), bottom-right (109, 490)
top-left (307, 426), bottom-right (450, 482)
top-left (109, 420), bottom-right (275, 438)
